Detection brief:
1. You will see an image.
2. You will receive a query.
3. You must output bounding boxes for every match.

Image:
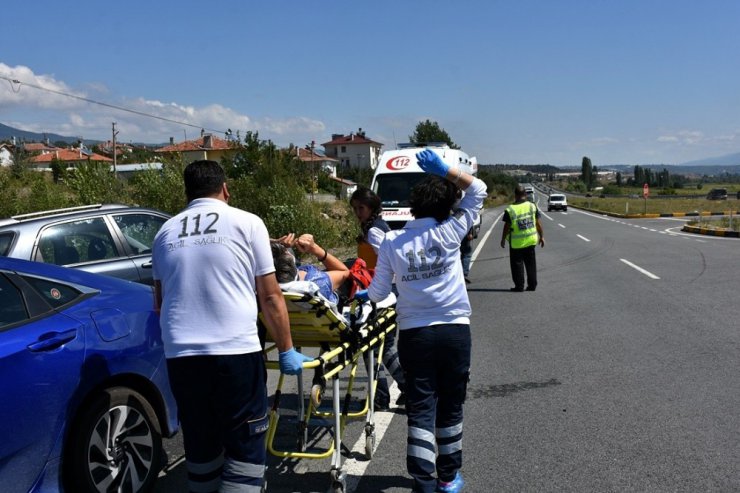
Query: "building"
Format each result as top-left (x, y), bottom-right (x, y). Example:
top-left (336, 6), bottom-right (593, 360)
top-left (155, 133), bottom-right (238, 164)
top-left (330, 176), bottom-right (358, 200)
top-left (296, 146), bottom-right (340, 177)
top-left (0, 143), bottom-right (14, 167)
top-left (322, 128), bottom-right (383, 170)
top-left (27, 146), bottom-right (113, 170)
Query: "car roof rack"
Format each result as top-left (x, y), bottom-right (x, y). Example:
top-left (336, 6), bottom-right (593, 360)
top-left (10, 204), bottom-right (107, 221)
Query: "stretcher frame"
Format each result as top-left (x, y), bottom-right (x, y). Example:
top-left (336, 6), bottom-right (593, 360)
top-left (260, 291), bottom-right (397, 493)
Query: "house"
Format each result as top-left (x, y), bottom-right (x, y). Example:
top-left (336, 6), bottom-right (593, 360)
top-left (330, 176), bottom-right (358, 200)
top-left (296, 146), bottom-right (340, 177)
top-left (0, 143), bottom-right (14, 167)
top-left (23, 142), bottom-right (58, 154)
top-left (322, 128), bottom-right (383, 170)
top-left (27, 147), bottom-right (113, 170)
top-left (155, 133), bottom-right (238, 164)
top-left (98, 140), bottom-right (133, 160)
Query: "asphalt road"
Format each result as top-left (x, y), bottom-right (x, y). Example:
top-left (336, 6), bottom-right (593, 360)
top-left (155, 192), bottom-right (740, 492)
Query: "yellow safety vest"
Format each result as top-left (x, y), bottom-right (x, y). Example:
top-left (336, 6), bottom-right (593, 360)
top-left (506, 201), bottom-right (538, 249)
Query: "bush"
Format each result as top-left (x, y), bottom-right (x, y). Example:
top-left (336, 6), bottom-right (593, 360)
top-left (65, 162), bottom-right (124, 204)
top-left (128, 161), bottom-right (187, 214)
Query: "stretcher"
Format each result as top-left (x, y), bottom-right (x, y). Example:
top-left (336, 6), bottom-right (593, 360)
top-left (259, 283), bottom-right (397, 493)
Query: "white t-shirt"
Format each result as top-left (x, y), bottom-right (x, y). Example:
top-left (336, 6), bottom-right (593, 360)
top-left (152, 198), bottom-right (274, 358)
top-left (368, 178), bottom-right (487, 330)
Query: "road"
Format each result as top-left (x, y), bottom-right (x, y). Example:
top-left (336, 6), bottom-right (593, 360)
top-left (156, 193), bottom-right (740, 492)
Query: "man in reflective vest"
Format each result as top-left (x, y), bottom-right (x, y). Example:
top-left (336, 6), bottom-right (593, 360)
top-left (500, 185), bottom-right (545, 291)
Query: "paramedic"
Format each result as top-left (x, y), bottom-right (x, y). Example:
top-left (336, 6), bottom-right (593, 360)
top-left (500, 185), bottom-right (545, 292)
top-left (350, 187), bottom-right (406, 408)
top-left (359, 149), bottom-right (487, 493)
top-left (152, 160), bottom-right (311, 493)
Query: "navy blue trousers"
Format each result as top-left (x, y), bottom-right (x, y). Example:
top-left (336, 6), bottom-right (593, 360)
top-left (398, 324), bottom-right (471, 493)
top-left (167, 352), bottom-right (268, 493)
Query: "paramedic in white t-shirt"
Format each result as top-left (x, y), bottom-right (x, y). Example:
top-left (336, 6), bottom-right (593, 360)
top-left (152, 160), bottom-right (310, 493)
top-left (358, 150), bottom-right (487, 493)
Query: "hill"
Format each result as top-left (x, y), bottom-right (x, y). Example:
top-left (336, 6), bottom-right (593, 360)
top-left (0, 122), bottom-right (83, 145)
top-left (679, 151), bottom-right (740, 167)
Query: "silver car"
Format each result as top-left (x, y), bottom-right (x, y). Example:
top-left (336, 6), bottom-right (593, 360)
top-left (0, 204), bottom-right (170, 285)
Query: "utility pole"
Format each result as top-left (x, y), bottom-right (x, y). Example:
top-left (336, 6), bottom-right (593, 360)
top-left (112, 122), bottom-right (119, 177)
top-left (309, 140), bottom-right (316, 201)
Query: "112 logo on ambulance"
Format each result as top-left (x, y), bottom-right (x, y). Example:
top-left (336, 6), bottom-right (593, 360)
top-left (386, 156), bottom-right (411, 171)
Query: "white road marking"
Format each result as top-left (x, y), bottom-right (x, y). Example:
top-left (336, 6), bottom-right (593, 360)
top-left (620, 258), bottom-right (660, 279)
top-left (345, 383), bottom-right (401, 491)
top-left (577, 234), bottom-right (591, 242)
top-left (558, 223), bottom-right (565, 228)
top-left (471, 212), bottom-right (500, 265)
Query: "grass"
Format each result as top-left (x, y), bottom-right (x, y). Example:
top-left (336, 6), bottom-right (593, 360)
top-left (568, 195), bottom-right (740, 233)
top-left (570, 196), bottom-right (740, 216)
top-left (686, 216), bottom-right (740, 233)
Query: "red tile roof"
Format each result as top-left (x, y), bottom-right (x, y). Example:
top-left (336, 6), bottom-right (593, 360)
top-left (29, 149), bottom-right (113, 163)
top-left (24, 142), bottom-right (59, 152)
top-left (296, 147), bottom-right (339, 162)
top-left (155, 135), bottom-right (234, 152)
top-left (322, 133), bottom-right (382, 146)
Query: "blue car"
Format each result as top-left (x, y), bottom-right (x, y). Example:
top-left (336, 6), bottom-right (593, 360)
top-left (0, 257), bottom-right (178, 492)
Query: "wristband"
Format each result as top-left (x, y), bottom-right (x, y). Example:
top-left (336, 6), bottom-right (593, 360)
top-left (319, 248), bottom-right (328, 261)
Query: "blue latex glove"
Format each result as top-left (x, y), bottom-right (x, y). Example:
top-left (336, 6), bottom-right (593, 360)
top-left (354, 289), bottom-right (369, 301)
top-left (416, 149), bottom-right (450, 177)
top-left (279, 348), bottom-right (312, 375)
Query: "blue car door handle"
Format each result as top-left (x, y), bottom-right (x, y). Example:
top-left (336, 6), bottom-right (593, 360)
top-left (27, 329), bottom-right (78, 352)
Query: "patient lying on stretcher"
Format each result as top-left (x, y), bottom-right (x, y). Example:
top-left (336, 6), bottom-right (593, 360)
top-left (271, 233), bottom-right (350, 305)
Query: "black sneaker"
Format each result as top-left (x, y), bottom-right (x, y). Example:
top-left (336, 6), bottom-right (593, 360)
top-left (396, 392), bottom-right (406, 406)
top-left (374, 399), bottom-right (390, 411)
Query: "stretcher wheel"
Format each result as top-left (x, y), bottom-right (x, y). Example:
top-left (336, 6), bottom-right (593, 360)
top-left (329, 471), bottom-right (346, 493)
top-left (330, 482), bottom-right (345, 493)
top-left (365, 433), bottom-right (375, 459)
top-left (310, 383), bottom-right (324, 408)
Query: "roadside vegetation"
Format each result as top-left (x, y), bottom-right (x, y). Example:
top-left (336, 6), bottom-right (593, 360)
top-left (538, 155), bottom-right (740, 232)
top-left (1, 121), bottom-right (517, 251)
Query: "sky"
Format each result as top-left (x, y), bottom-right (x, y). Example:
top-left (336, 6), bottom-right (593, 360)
top-left (1, 0), bottom-right (739, 167)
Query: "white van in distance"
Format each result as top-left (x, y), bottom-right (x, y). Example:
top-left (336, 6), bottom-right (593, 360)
top-left (370, 143), bottom-right (482, 235)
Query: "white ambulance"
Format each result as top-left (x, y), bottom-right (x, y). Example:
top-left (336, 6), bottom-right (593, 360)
top-left (370, 143), bottom-right (482, 235)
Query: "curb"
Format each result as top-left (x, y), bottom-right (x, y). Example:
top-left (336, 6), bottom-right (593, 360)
top-left (572, 207), bottom-right (738, 220)
top-left (681, 224), bottom-right (740, 238)
top-left (570, 206), bottom-right (739, 238)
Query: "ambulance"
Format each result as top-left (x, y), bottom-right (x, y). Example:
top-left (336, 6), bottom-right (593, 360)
top-left (370, 143), bottom-right (482, 235)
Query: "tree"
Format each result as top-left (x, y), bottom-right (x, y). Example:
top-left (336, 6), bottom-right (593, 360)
top-left (581, 156), bottom-right (593, 190)
top-left (409, 120), bottom-right (460, 149)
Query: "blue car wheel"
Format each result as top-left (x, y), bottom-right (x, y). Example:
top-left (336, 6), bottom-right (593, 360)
top-left (65, 386), bottom-right (163, 492)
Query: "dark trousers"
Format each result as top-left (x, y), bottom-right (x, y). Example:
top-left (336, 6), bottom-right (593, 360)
top-left (167, 353), bottom-right (268, 493)
top-left (460, 236), bottom-right (473, 277)
top-left (374, 325), bottom-right (406, 406)
top-left (510, 244), bottom-right (537, 290)
top-left (398, 324), bottom-right (471, 493)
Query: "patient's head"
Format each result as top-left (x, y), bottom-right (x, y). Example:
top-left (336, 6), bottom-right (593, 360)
top-left (271, 242), bottom-right (298, 283)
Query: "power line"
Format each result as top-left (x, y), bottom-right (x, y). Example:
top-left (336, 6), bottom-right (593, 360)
top-left (0, 74), bottom-right (228, 137)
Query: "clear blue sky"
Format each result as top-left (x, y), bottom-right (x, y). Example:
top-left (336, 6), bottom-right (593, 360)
top-left (2, 0), bottom-right (739, 166)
